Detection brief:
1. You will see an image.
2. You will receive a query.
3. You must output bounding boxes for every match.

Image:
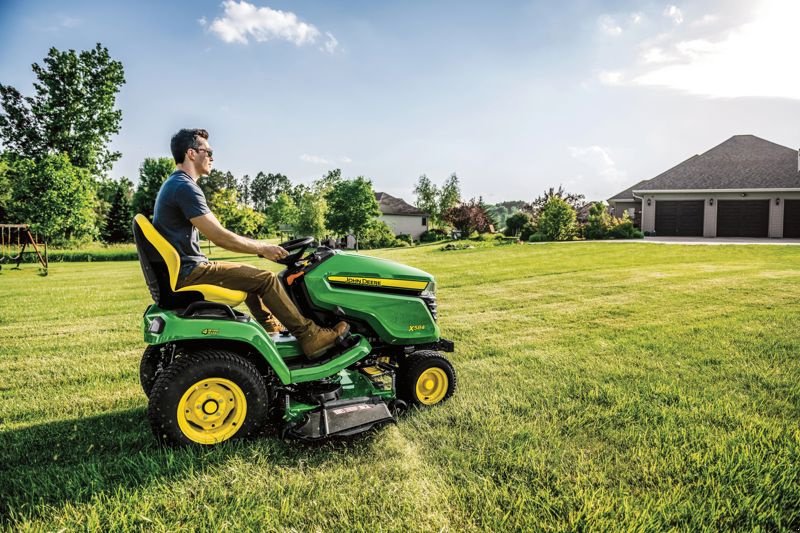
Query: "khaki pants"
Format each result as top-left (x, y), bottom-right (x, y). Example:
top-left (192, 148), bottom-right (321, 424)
top-left (178, 261), bottom-right (313, 338)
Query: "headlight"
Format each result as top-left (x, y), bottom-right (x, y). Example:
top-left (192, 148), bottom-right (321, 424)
top-left (421, 280), bottom-right (436, 297)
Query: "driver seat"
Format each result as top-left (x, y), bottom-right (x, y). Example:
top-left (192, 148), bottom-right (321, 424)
top-left (133, 214), bottom-right (247, 309)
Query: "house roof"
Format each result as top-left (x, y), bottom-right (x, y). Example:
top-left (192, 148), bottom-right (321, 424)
top-left (374, 192), bottom-right (428, 216)
top-left (608, 135), bottom-right (800, 201)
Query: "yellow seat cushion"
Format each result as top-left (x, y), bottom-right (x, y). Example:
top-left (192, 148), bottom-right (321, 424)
top-left (134, 214), bottom-right (247, 307)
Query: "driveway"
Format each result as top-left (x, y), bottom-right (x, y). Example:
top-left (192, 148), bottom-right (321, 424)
top-left (641, 236), bottom-right (800, 245)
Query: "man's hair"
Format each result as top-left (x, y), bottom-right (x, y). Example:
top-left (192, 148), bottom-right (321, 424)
top-left (170, 128), bottom-right (209, 164)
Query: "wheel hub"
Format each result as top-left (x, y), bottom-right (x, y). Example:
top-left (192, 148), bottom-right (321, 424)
top-left (177, 378), bottom-right (247, 444)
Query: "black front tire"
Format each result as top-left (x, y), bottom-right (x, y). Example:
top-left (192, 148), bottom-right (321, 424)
top-left (398, 351), bottom-right (457, 407)
top-left (147, 349), bottom-right (269, 446)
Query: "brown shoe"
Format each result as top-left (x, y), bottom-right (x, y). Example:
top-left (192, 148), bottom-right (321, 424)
top-left (260, 315), bottom-right (285, 334)
top-left (299, 321), bottom-right (351, 359)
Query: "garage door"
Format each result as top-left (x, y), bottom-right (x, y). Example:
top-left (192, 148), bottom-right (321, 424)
top-left (784, 200), bottom-right (800, 238)
top-left (717, 200), bottom-right (769, 237)
top-left (655, 201), bottom-right (704, 236)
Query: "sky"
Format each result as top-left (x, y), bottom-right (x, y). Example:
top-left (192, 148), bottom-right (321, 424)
top-left (1, 0), bottom-right (799, 204)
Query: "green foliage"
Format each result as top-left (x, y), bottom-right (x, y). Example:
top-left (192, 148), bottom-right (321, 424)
top-left (440, 241), bottom-right (474, 251)
top-left (519, 222), bottom-right (537, 241)
top-left (419, 228), bottom-right (448, 243)
top-left (312, 169), bottom-right (342, 196)
top-left (266, 192), bottom-right (299, 234)
top-left (132, 158), bottom-right (174, 219)
top-left (324, 177), bottom-right (380, 240)
top-left (527, 232), bottom-right (546, 242)
top-left (101, 178), bottom-right (134, 243)
top-left (537, 196), bottom-right (577, 241)
top-left (359, 219), bottom-right (397, 249)
top-left (530, 185), bottom-right (585, 215)
top-left (250, 172), bottom-right (292, 212)
top-left (7, 153), bottom-right (97, 243)
top-left (0, 156), bottom-right (11, 221)
top-left (211, 189), bottom-right (266, 238)
top-left (504, 211), bottom-right (533, 236)
top-left (443, 198), bottom-right (492, 237)
top-left (396, 233), bottom-right (414, 245)
top-left (0, 44), bottom-right (125, 177)
top-left (199, 170), bottom-right (237, 206)
top-left (584, 202), bottom-right (613, 240)
top-left (295, 191), bottom-right (327, 240)
top-left (608, 212), bottom-right (644, 239)
top-left (413, 173), bottom-right (462, 229)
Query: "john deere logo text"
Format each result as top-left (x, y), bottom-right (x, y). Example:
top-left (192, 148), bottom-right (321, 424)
top-left (201, 329), bottom-right (219, 335)
top-left (345, 277), bottom-right (381, 287)
top-left (409, 324), bottom-right (426, 332)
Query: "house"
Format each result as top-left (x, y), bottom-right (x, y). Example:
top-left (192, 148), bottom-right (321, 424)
top-left (374, 192), bottom-right (429, 239)
top-left (608, 135), bottom-right (800, 238)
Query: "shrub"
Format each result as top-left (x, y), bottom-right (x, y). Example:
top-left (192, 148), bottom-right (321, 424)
top-left (528, 232), bottom-right (547, 242)
top-left (393, 240), bottom-right (411, 247)
top-left (359, 220), bottom-right (397, 249)
top-left (420, 228), bottom-right (448, 243)
top-left (584, 202), bottom-right (613, 240)
top-left (396, 233), bottom-right (414, 245)
top-left (537, 197), bottom-right (577, 241)
top-left (520, 222), bottom-right (537, 241)
top-left (504, 212), bottom-right (533, 236)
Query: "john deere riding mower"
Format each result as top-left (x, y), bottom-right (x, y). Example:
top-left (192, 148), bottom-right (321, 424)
top-left (133, 215), bottom-right (456, 445)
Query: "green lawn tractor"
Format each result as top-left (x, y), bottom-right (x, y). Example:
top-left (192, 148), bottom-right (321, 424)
top-left (133, 215), bottom-right (456, 446)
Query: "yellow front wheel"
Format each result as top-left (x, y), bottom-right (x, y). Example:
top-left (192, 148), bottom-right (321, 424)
top-left (148, 349), bottom-right (269, 446)
top-left (399, 351), bottom-right (457, 407)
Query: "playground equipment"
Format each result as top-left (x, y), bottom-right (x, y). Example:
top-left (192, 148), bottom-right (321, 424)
top-left (0, 224), bottom-right (47, 273)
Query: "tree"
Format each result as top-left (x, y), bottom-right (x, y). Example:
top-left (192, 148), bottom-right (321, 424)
top-left (0, 156), bottom-right (11, 222)
top-left (537, 196), bottom-right (577, 241)
top-left (439, 173), bottom-right (461, 219)
top-left (443, 198), bottom-right (492, 237)
top-left (324, 177), bottom-right (381, 245)
top-left (295, 191), bottom-right (327, 240)
top-left (199, 169), bottom-right (237, 205)
top-left (360, 220), bottom-right (397, 249)
top-left (212, 188), bottom-right (265, 237)
top-left (266, 192), bottom-right (299, 234)
top-left (238, 174), bottom-right (251, 207)
top-left (529, 186), bottom-right (585, 215)
top-left (0, 44), bottom-right (125, 177)
top-left (313, 168), bottom-right (342, 195)
top-left (413, 173), bottom-right (462, 229)
top-left (132, 157), bottom-right (175, 219)
top-left (413, 174), bottom-right (439, 227)
top-left (101, 178), bottom-right (134, 243)
top-left (504, 211), bottom-right (533, 236)
top-left (8, 153), bottom-right (97, 243)
top-left (250, 172), bottom-right (292, 212)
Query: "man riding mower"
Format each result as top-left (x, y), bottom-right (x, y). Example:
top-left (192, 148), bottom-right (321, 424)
top-left (133, 214), bottom-right (457, 445)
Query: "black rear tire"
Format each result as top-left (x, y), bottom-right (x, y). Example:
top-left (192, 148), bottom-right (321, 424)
top-left (139, 345), bottom-right (169, 398)
top-left (147, 349), bottom-right (269, 446)
top-left (398, 351), bottom-right (457, 407)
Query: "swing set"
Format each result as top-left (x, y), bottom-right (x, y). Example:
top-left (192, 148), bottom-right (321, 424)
top-left (0, 224), bottom-right (48, 274)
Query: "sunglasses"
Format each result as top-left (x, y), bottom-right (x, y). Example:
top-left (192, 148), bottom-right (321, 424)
top-left (192, 147), bottom-right (214, 158)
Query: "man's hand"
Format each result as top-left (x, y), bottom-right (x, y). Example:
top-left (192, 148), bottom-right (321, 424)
top-left (259, 244), bottom-right (289, 262)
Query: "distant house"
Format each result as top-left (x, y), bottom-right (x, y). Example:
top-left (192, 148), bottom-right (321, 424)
top-left (608, 135), bottom-right (800, 238)
top-left (374, 192), bottom-right (429, 239)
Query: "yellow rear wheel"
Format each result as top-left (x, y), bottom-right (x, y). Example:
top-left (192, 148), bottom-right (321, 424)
top-left (177, 377), bottom-right (248, 444)
top-left (415, 368), bottom-right (449, 405)
top-left (147, 349), bottom-right (269, 446)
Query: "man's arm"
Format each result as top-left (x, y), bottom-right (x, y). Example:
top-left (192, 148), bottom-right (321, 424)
top-left (190, 213), bottom-right (288, 262)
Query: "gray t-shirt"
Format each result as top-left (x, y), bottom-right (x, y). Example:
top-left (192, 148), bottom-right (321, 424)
top-left (153, 170), bottom-right (210, 279)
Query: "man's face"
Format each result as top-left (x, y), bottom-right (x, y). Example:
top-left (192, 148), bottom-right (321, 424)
top-left (188, 137), bottom-right (214, 176)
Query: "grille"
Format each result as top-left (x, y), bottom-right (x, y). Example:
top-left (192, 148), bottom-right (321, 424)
top-left (421, 295), bottom-right (437, 321)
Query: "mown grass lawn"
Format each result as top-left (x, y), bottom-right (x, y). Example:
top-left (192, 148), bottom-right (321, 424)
top-left (1, 242), bottom-right (799, 531)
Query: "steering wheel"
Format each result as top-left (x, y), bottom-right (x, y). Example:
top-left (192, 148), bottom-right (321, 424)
top-left (275, 236), bottom-right (315, 266)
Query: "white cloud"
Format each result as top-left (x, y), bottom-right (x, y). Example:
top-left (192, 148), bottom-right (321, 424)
top-left (598, 15), bottom-right (622, 36)
top-left (206, 0), bottom-right (337, 52)
top-left (630, 12), bottom-right (644, 24)
top-left (301, 154), bottom-right (331, 165)
top-left (663, 5), bottom-right (684, 25)
top-left (198, 16), bottom-right (207, 27)
top-left (569, 146), bottom-right (627, 191)
top-left (692, 14), bottom-right (718, 26)
top-left (598, 0), bottom-right (800, 100)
